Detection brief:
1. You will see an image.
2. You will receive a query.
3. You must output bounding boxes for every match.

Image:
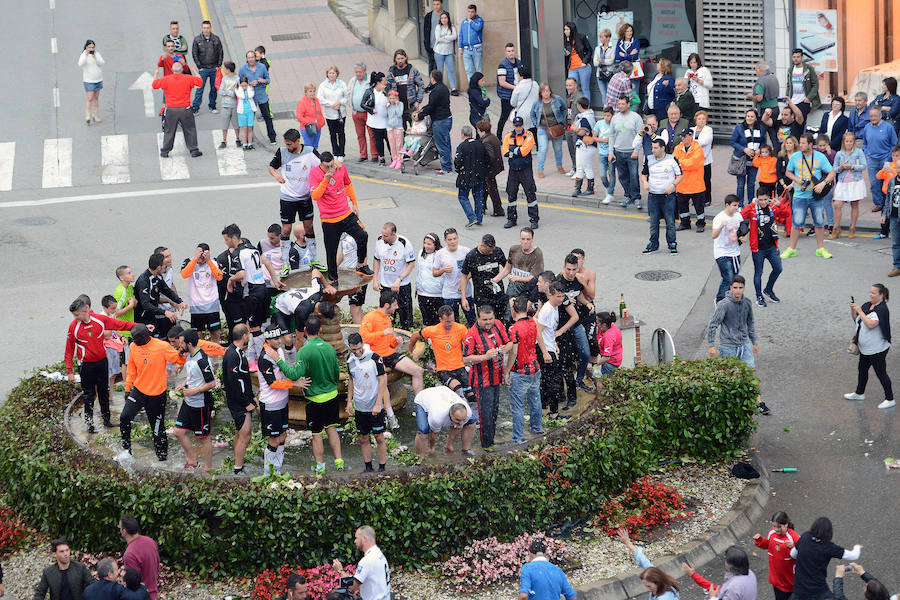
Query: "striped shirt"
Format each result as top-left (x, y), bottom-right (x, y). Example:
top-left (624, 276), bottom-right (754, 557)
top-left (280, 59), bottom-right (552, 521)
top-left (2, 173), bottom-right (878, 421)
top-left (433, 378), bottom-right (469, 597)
top-left (464, 322), bottom-right (510, 388)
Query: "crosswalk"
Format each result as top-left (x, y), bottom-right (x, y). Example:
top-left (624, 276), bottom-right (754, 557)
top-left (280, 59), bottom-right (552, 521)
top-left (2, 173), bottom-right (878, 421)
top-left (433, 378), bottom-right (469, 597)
top-left (0, 130), bottom-right (265, 191)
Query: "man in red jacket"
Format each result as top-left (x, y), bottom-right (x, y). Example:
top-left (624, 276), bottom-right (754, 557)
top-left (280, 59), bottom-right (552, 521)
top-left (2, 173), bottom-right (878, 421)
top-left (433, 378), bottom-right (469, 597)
top-left (64, 296), bottom-right (137, 432)
top-left (152, 61), bottom-right (203, 158)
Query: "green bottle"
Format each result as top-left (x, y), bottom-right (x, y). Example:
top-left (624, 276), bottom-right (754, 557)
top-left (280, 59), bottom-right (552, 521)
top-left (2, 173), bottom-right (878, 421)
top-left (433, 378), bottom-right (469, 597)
top-left (619, 294), bottom-right (626, 319)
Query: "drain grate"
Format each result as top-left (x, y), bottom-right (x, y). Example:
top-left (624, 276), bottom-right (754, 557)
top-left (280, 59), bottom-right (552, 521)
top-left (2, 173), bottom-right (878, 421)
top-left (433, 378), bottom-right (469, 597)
top-left (14, 216), bottom-right (56, 226)
top-left (635, 270), bottom-right (681, 281)
top-left (271, 32), bottom-right (311, 41)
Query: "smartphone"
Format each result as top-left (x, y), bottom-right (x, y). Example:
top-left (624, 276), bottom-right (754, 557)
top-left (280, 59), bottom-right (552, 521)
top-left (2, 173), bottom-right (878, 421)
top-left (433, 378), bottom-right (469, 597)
top-left (777, 97), bottom-right (788, 102)
top-left (89, 49), bottom-right (95, 54)
top-left (851, 296), bottom-right (855, 303)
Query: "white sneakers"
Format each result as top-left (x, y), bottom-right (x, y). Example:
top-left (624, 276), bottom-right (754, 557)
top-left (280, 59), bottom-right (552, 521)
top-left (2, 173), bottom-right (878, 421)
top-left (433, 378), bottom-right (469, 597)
top-left (843, 392), bottom-right (865, 400)
top-left (877, 400), bottom-right (896, 409)
top-left (603, 194), bottom-right (613, 205)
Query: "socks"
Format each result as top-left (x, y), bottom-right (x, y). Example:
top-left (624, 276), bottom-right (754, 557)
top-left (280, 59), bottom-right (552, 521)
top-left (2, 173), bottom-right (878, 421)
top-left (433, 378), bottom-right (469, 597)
top-left (264, 444), bottom-right (279, 474)
top-left (294, 241), bottom-right (311, 272)
top-left (276, 444), bottom-right (285, 474)
top-left (233, 465), bottom-right (244, 474)
top-left (283, 344), bottom-right (296, 364)
top-left (365, 460), bottom-right (373, 471)
top-left (385, 406), bottom-right (395, 418)
top-left (280, 236), bottom-right (291, 264)
top-left (378, 463), bottom-right (386, 472)
top-left (249, 331), bottom-right (264, 363)
top-left (305, 234), bottom-right (317, 262)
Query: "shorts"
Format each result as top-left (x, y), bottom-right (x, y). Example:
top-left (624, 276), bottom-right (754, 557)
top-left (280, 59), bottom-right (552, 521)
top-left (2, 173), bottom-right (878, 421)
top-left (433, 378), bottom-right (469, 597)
top-left (381, 352), bottom-right (405, 369)
top-left (222, 298), bottom-right (247, 326)
top-left (718, 340), bottom-right (756, 368)
top-left (229, 405), bottom-right (252, 430)
top-left (306, 397), bottom-right (340, 434)
top-left (261, 405), bottom-right (290, 437)
top-left (347, 284), bottom-right (367, 306)
top-left (280, 197), bottom-right (315, 224)
top-left (414, 401), bottom-right (477, 434)
top-left (237, 110), bottom-right (255, 128)
top-left (175, 402), bottom-right (212, 438)
top-left (354, 409), bottom-right (387, 435)
top-left (791, 195), bottom-right (826, 228)
top-left (436, 367), bottom-right (469, 389)
top-left (105, 347), bottom-right (122, 377)
top-left (245, 284), bottom-right (269, 328)
top-left (83, 81), bottom-right (103, 92)
top-left (191, 311), bottom-right (222, 331)
top-left (220, 105), bottom-right (238, 130)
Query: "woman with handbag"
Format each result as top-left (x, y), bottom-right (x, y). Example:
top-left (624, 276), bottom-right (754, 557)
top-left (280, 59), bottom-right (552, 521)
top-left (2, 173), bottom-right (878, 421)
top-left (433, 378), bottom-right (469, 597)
top-left (296, 82), bottom-right (326, 150)
top-left (729, 109), bottom-right (765, 206)
top-left (530, 83), bottom-right (567, 178)
top-left (564, 21), bottom-right (593, 106)
top-left (365, 72), bottom-right (390, 166)
top-left (845, 284), bottom-right (894, 409)
top-left (593, 28), bottom-right (615, 106)
top-left (317, 66), bottom-right (349, 160)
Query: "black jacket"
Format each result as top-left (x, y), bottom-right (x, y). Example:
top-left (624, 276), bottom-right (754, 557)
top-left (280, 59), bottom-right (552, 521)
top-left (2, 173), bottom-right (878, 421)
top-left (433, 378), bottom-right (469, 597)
top-left (419, 82), bottom-right (451, 122)
top-left (360, 86), bottom-right (375, 114)
top-left (191, 33), bottom-right (223, 69)
top-left (480, 132), bottom-right (504, 177)
top-left (467, 72), bottom-right (491, 124)
top-left (33, 561), bottom-right (95, 600)
top-left (83, 579), bottom-right (126, 600)
top-left (423, 10), bottom-right (449, 52)
top-left (454, 138), bottom-right (488, 189)
top-left (223, 344), bottom-right (254, 410)
top-left (135, 269), bottom-right (183, 324)
top-left (564, 33), bottom-right (593, 71)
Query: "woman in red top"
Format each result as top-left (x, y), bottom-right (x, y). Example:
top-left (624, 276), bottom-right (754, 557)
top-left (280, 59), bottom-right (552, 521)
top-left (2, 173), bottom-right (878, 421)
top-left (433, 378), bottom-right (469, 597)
top-left (753, 511), bottom-right (801, 600)
top-left (296, 82), bottom-right (326, 150)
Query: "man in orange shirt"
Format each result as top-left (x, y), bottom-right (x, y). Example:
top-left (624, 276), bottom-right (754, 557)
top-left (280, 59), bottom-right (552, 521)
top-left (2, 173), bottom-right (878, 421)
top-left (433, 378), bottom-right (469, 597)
top-left (120, 324), bottom-right (186, 462)
top-left (360, 290), bottom-right (425, 401)
top-left (673, 128), bottom-right (707, 232)
top-left (152, 61), bottom-right (203, 158)
top-left (409, 304), bottom-right (473, 403)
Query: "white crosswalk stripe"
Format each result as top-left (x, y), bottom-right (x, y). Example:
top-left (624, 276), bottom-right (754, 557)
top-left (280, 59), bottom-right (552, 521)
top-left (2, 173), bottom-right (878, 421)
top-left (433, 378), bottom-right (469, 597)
top-left (212, 130), bottom-right (247, 176)
top-left (0, 143), bottom-right (14, 191)
top-left (100, 135), bottom-right (131, 184)
top-left (156, 132), bottom-right (190, 181)
top-left (42, 138), bottom-right (72, 188)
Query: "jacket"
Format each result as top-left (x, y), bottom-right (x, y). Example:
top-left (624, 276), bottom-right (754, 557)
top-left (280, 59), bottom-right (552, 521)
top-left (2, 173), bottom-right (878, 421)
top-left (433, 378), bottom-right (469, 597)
top-left (433, 25), bottom-right (457, 56)
top-left (615, 38), bottom-right (640, 63)
top-left (646, 75), bottom-right (675, 115)
top-left (419, 82), bottom-right (452, 122)
top-left (672, 142), bottom-right (705, 194)
top-left (659, 117), bottom-right (689, 153)
top-left (84, 579), bottom-right (126, 600)
top-left (125, 337), bottom-right (186, 396)
top-left (674, 89), bottom-right (698, 121)
top-left (65, 313), bottom-right (135, 373)
top-left (33, 561), bottom-right (95, 600)
top-left (295, 96), bottom-right (326, 129)
top-left (740, 202), bottom-right (779, 252)
top-left (360, 86), bottom-right (375, 114)
top-left (423, 9), bottom-right (448, 52)
top-left (878, 162), bottom-right (900, 220)
top-left (467, 72), bottom-right (491, 123)
top-left (715, 570), bottom-right (758, 600)
top-left (708, 291), bottom-right (757, 347)
top-left (848, 106), bottom-right (871, 138)
top-left (387, 64), bottom-right (425, 107)
top-left (873, 92), bottom-right (900, 122)
top-left (819, 112), bottom-right (848, 150)
top-left (730, 123), bottom-right (767, 160)
top-left (454, 137), bottom-right (488, 189)
top-left (162, 33), bottom-right (187, 53)
top-left (752, 155), bottom-right (777, 183)
top-left (317, 78), bottom-right (348, 120)
top-left (510, 79), bottom-right (540, 129)
top-left (134, 269), bottom-right (183, 324)
top-left (386, 101), bottom-right (404, 129)
top-left (458, 15), bottom-right (484, 48)
top-left (785, 62), bottom-right (821, 111)
top-left (191, 33), bottom-right (223, 69)
top-left (502, 129), bottom-right (535, 171)
top-left (834, 147), bottom-right (867, 184)
top-left (687, 66), bottom-right (713, 107)
top-left (530, 95), bottom-right (567, 130)
top-left (481, 132), bottom-right (504, 176)
top-left (564, 34), bottom-right (593, 72)
top-left (754, 527), bottom-right (800, 592)
top-left (496, 57), bottom-right (523, 101)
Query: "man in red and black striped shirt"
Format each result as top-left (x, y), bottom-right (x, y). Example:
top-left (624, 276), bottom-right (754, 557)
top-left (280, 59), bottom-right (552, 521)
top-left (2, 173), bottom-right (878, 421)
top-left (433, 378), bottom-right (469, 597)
top-left (505, 296), bottom-right (543, 443)
top-left (463, 304), bottom-right (513, 450)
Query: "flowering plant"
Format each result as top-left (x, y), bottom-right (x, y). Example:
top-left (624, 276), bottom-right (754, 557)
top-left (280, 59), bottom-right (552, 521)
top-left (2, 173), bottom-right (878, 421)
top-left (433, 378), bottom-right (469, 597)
top-left (252, 562), bottom-right (356, 600)
top-left (594, 476), bottom-right (689, 538)
top-left (0, 505), bottom-right (27, 556)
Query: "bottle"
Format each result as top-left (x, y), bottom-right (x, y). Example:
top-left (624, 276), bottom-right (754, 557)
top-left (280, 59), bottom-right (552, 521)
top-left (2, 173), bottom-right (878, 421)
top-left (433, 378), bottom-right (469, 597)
top-left (619, 294), bottom-right (626, 318)
top-left (489, 333), bottom-right (502, 367)
top-left (771, 467), bottom-right (798, 472)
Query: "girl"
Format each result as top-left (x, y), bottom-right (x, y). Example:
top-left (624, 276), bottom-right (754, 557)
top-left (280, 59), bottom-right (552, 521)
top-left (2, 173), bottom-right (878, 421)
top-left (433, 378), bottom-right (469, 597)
top-left (570, 96), bottom-right (596, 197)
top-left (78, 40), bottom-right (105, 124)
top-left (814, 134), bottom-right (837, 234)
top-left (317, 66), bottom-right (348, 160)
top-left (776, 135), bottom-right (799, 198)
top-left (467, 72), bottom-right (490, 127)
top-left (753, 511), bottom-right (800, 600)
top-left (832, 131), bottom-right (866, 238)
top-left (615, 528), bottom-right (680, 600)
top-left (592, 311), bottom-right (622, 387)
top-left (753, 145), bottom-right (777, 198)
top-left (686, 53), bottom-right (713, 109)
top-left (846, 285), bottom-right (894, 409)
top-left (416, 233), bottom-right (444, 327)
top-left (791, 517), bottom-right (863, 600)
top-left (385, 91), bottom-right (405, 169)
top-left (433, 12), bottom-right (458, 95)
top-left (564, 22), bottom-right (593, 106)
top-left (365, 72), bottom-right (390, 166)
top-left (235, 77), bottom-right (257, 150)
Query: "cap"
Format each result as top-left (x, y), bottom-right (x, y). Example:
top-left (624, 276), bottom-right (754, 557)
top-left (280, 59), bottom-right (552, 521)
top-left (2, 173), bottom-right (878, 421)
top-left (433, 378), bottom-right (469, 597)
top-left (681, 127), bottom-right (695, 137)
top-left (512, 116), bottom-right (524, 126)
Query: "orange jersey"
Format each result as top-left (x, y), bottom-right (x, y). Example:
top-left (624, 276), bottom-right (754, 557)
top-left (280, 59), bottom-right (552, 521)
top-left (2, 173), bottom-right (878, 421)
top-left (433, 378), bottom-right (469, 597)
top-left (421, 322), bottom-right (468, 371)
top-left (198, 338), bottom-right (226, 356)
top-left (360, 310), bottom-right (399, 357)
top-left (753, 155), bottom-right (777, 183)
top-left (125, 338), bottom-right (186, 395)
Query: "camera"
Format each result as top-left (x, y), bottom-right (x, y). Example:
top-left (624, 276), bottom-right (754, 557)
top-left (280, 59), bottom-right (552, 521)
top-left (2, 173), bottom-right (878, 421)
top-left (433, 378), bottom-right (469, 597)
top-left (325, 578), bottom-right (356, 599)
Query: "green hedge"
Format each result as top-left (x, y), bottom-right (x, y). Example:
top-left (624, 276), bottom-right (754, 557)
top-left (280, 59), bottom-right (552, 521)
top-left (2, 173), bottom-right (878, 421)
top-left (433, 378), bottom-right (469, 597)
top-left (0, 358), bottom-right (757, 576)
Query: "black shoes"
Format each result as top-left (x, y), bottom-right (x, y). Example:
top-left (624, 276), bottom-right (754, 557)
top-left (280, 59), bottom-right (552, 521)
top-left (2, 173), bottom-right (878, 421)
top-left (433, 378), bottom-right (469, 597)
top-left (758, 402), bottom-right (772, 415)
top-left (503, 220), bottom-right (516, 229)
top-left (530, 220), bottom-right (539, 230)
top-left (356, 265), bottom-right (374, 277)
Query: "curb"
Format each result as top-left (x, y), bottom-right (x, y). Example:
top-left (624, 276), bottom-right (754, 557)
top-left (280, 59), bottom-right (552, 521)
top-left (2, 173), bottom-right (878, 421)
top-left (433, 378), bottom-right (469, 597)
top-left (327, 0), bottom-right (371, 46)
top-left (575, 455), bottom-right (770, 600)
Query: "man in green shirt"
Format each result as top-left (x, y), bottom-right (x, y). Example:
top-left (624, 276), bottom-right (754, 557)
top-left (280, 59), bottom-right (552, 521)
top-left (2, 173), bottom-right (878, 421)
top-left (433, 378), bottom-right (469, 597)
top-left (267, 314), bottom-right (343, 474)
top-left (113, 265), bottom-right (137, 339)
top-left (748, 61), bottom-right (780, 113)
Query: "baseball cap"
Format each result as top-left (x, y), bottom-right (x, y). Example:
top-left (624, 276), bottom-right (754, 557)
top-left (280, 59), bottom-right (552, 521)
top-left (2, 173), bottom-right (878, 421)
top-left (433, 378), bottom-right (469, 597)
top-left (681, 127), bottom-right (695, 137)
top-left (512, 116), bottom-right (524, 126)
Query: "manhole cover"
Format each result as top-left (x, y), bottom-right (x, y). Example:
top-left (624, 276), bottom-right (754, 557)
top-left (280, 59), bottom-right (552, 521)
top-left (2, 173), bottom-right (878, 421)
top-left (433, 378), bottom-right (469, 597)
top-left (14, 216), bottom-right (56, 226)
top-left (271, 32), bottom-right (310, 41)
top-left (635, 270), bottom-right (681, 281)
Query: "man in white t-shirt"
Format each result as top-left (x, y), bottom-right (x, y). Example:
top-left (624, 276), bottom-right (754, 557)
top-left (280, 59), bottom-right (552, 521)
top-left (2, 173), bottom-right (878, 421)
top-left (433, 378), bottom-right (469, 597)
top-left (536, 283), bottom-right (567, 419)
top-left (373, 222), bottom-right (416, 330)
top-left (413, 385), bottom-right (476, 459)
top-left (432, 227), bottom-right (474, 325)
top-left (711, 195), bottom-right (745, 303)
top-left (332, 526), bottom-right (390, 600)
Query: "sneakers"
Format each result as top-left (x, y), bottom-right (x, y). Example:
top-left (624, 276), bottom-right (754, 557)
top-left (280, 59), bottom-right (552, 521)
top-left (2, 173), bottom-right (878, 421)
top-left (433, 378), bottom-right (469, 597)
top-left (280, 264), bottom-right (290, 278)
top-left (210, 108), bottom-right (219, 114)
top-left (217, 141), bottom-right (227, 149)
top-left (461, 449), bottom-right (475, 457)
top-left (530, 220), bottom-right (539, 230)
top-left (562, 399), bottom-right (577, 411)
top-left (308, 259), bottom-right (326, 270)
top-left (356, 265), bottom-right (374, 277)
top-left (635, 200), bottom-right (642, 210)
top-left (576, 379), bottom-right (595, 393)
top-left (764, 290), bottom-right (780, 303)
top-left (386, 413), bottom-right (400, 430)
top-left (757, 402), bottom-right (772, 415)
top-left (358, 156), bottom-right (369, 162)
top-left (602, 194), bottom-right (613, 205)
top-left (190, 150), bottom-right (203, 158)
top-left (874, 233), bottom-right (888, 239)
top-left (334, 458), bottom-right (345, 472)
top-left (815, 247), bottom-right (833, 259)
top-left (780, 247), bottom-right (798, 259)
top-left (843, 392), bottom-right (865, 400)
top-left (465, 220), bottom-right (478, 228)
top-left (642, 245), bottom-right (659, 254)
top-left (313, 462), bottom-right (326, 474)
top-left (756, 296), bottom-right (767, 307)
top-left (877, 400), bottom-right (897, 409)
top-left (669, 245), bottom-right (678, 254)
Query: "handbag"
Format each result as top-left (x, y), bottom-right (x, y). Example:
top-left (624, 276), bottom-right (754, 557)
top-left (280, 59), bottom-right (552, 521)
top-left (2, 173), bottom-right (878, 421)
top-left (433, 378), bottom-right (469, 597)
top-left (304, 102), bottom-right (320, 137)
top-left (548, 124), bottom-right (566, 139)
top-left (728, 155), bottom-right (747, 176)
top-left (802, 153), bottom-right (833, 199)
top-left (849, 316), bottom-right (862, 355)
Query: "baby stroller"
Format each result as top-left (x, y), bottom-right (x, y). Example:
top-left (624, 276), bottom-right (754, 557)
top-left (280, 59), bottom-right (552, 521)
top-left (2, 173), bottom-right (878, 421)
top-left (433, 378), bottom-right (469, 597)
top-left (399, 116), bottom-right (440, 175)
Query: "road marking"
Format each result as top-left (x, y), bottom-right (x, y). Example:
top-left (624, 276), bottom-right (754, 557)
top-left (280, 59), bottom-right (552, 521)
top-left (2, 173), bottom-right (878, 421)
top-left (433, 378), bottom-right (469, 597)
top-left (0, 143), bottom-right (14, 191)
top-left (0, 182), bottom-right (278, 208)
top-left (52, 88), bottom-right (60, 108)
top-left (49, 0), bottom-right (54, 9)
top-left (50, 37), bottom-right (57, 53)
top-left (100, 135), bottom-right (131, 184)
top-left (156, 132), bottom-right (190, 181)
top-left (198, 0), bottom-right (211, 21)
top-left (129, 72), bottom-right (155, 118)
top-left (212, 130), bottom-right (247, 176)
top-left (42, 138), bottom-right (72, 188)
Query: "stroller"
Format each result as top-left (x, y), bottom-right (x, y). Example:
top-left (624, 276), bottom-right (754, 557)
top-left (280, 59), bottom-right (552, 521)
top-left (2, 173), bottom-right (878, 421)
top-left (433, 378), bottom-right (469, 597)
top-left (399, 116), bottom-right (440, 175)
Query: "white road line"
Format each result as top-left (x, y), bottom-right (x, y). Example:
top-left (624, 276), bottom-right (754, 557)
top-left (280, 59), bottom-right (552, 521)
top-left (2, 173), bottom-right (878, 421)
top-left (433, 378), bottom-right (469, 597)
top-left (49, 0), bottom-right (54, 9)
top-left (0, 143), bottom-right (15, 191)
top-left (0, 182), bottom-right (278, 208)
top-left (52, 88), bottom-right (60, 107)
top-left (156, 132), bottom-right (190, 180)
top-left (100, 135), bottom-right (130, 184)
top-left (42, 138), bottom-right (72, 188)
top-left (50, 37), bottom-right (57, 53)
top-left (212, 130), bottom-right (247, 177)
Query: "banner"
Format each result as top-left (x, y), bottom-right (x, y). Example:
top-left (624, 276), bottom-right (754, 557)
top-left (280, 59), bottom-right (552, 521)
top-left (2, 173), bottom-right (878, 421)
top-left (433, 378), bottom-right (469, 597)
top-left (796, 9), bottom-right (838, 72)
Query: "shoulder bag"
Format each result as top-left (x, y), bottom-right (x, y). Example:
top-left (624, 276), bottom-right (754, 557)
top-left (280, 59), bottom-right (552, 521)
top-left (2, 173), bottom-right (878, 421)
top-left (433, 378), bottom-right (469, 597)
top-left (544, 102), bottom-right (565, 139)
top-left (803, 152), bottom-right (833, 199)
top-left (728, 155), bottom-right (747, 176)
top-left (304, 101), bottom-right (320, 137)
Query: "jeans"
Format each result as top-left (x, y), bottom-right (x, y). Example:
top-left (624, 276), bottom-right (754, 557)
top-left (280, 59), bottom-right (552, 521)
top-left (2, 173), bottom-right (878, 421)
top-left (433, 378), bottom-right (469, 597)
top-left (597, 153), bottom-right (616, 193)
top-left (792, 195), bottom-right (826, 228)
top-left (458, 184), bottom-right (485, 224)
top-left (443, 297), bottom-right (475, 326)
top-left (475, 385), bottom-right (500, 447)
top-left (192, 67), bottom-right (218, 111)
top-left (715, 255), bottom-right (741, 302)
top-left (868, 160), bottom-right (886, 207)
top-left (509, 371), bottom-right (543, 442)
top-left (823, 190), bottom-right (834, 227)
top-left (600, 362), bottom-right (617, 376)
top-left (432, 117), bottom-right (453, 172)
top-left (718, 340), bottom-right (755, 368)
top-left (536, 126), bottom-right (563, 172)
top-left (647, 192), bottom-right (677, 249)
top-left (572, 323), bottom-right (591, 383)
top-left (891, 217), bottom-right (900, 269)
top-left (568, 65), bottom-right (592, 106)
top-left (461, 47), bottom-right (483, 82)
top-left (596, 78), bottom-right (609, 107)
top-left (538, 351), bottom-right (563, 414)
top-left (613, 151), bottom-right (640, 200)
top-left (751, 245), bottom-right (782, 297)
top-left (300, 126), bottom-right (322, 150)
top-left (736, 165), bottom-right (758, 206)
top-left (857, 349), bottom-right (893, 400)
top-left (434, 52), bottom-right (457, 89)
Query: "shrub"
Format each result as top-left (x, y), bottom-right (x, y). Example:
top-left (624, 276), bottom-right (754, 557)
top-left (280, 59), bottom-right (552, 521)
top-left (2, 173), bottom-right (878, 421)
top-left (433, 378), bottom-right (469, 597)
top-left (0, 505), bottom-right (28, 556)
top-left (594, 476), bottom-right (689, 538)
top-left (253, 562), bottom-right (355, 600)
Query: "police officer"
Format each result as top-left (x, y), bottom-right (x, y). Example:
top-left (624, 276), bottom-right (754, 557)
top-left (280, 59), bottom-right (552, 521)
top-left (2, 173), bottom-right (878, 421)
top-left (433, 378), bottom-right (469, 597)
top-left (501, 116), bottom-right (539, 230)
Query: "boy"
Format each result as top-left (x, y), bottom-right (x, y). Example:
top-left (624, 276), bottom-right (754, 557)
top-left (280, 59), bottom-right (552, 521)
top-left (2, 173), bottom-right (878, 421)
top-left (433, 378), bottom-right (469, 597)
top-left (113, 265), bottom-right (137, 351)
top-left (592, 106), bottom-right (616, 204)
top-left (101, 295), bottom-right (126, 403)
top-left (570, 97), bottom-right (597, 197)
top-left (218, 61), bottom-right (240, 148)
top-left (173, 329), bottom-right (218, 473)
top-left (740, 188), bottom-right (783, 307)
top-left (346, 332), bottom-right (389, 473)
top-left (504, 295), bottom-right (543, 443)
top-left (255, 46), bottom-right (272, 118)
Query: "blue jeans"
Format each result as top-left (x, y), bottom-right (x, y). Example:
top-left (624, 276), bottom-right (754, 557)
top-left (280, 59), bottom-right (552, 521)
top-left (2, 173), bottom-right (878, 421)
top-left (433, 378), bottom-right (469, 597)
top-left (719, 340), bottom-right (755, 368)
top-left (443, 297), bottom-right (475, 326)
top-left (736, 164), bottom-right (758, 206)
top-left (568, 65), bottom-right (592, 106)
top-left (613, 151), bottom-right (640, 200)
top-left (475, 385), bottom-right (500, 447)
top-left (868, 160), bottom-right (886, 207)
top-left (715, 255), bottom-right (740, 302)
top-left (536, 127), bottom-right (563, 172)
top-left (434, 52), bottom-right (457, 89)
top-left (600, 362), bottom-right (618, 375)
top-left (458, 184), bottom-right (484, 224)
top-left (823, 189), bottom-right (834, 226)
top-left (647, 192), bottom-right (677, 249)
top-left (509, 371), bottom-right (542, 442)
top-left (432, 117), bottom-right (453, 172)
top-left (597, 152), bottom-right (615, 193)
top-left (751, 245), bottom-right (782, 297)
top-left (192, 67), bottom-right (218, 111)
top-left (300, 127), bottom-right (322, 150)
top-left (792, 195), bottom-right (826, 228)
top-left (572, 323), bottom-right (591, 383)
top-left (596, 78), bottom-right (608, 107)
top-left (461, 47), bottom-right (483, 82)
top-left (891, 217), bottom-right (900, 269)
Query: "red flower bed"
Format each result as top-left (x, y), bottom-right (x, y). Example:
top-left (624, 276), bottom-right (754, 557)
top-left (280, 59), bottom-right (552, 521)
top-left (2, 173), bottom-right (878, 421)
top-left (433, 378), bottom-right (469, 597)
top-left (595, 476), bottom-right (690, 538)
top-left (0, 505), bottom-right (28, 556)
top-left (253, 562), bottom-right (356, 600)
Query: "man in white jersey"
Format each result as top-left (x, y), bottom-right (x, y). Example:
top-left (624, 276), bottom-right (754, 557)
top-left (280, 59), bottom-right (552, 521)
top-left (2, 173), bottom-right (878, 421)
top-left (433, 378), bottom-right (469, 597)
top-left (180, 243), bottom-right (223, 343)
top-left (256, 325), bottom-right (304, 474)
top-left (272, 267), bottom-right (336, 346)
top-left (258, 223), bottom-right (311, 298)
top-left (333, 526), bottom-right (390, 600)
top-left (346, 332), bottom-right (388, 473)
top-left (373, 222), bottom-right (416, 330)
top-left (432, 227), bottom-right (474, 325)
top-left (268, 128), bottom-right (321, 266)
top-left (173, 329), bottom-right (218, 473)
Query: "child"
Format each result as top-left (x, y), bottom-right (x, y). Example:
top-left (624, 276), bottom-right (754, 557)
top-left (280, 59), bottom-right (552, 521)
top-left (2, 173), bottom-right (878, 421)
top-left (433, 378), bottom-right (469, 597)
top-left (815, 134), bottom-right (837, 234)
top-left (570, 96), bottom-right (596, 197)
top-left (875, 145), bottom-right (900, 240)
top-left (236, 77), bottom-right (257, 150)
top-left (122, 567), bottom-right (150, 600)
top-left (255, 45), bottom-right (272, 117)
top-left (401, 116), bottom-right (428, 157)
top-left (753, 511), bottom-right (800, 600)
top-left (592, 106), bottom-right (616, 204)
top-left (385, 90), bottom-right (405, 169)
top-left (752, 144), bottom-right (777, 198)
top-left (741, 188), bottom-right (783, 306)
top-left (218, 62), bottom-right (240, 148)
top-left (832, 131), bottom-right (867, 238)
top-left (101, 295), bottom-right (126, 398)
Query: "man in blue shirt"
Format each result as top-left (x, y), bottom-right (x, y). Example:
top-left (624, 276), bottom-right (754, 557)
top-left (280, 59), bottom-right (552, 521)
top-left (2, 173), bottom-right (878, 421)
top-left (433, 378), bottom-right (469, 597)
top-left (518, 540), bottom-right (577, 600)
top-left (496, 43), bottom-right (522, 138)
top-left (847, 92), bottom-right (870, 138)
top-left (862, 105), bottom-right (898, 212)
top-left (457, 4), bottom-right (484, 84)
top-left (782, 132), bottom-right (837, 259)
top-left (238, 50), bottom-right (277, 144)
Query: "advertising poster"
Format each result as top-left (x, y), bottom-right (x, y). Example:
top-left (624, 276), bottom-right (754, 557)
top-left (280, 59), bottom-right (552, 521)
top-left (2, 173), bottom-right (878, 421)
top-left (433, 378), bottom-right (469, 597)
top-left (681, 41), bottom-right (698, 66)
top-left (796, 9), bottom-right (838, 72)
top-left (597, 11), bottom-right (633, 42)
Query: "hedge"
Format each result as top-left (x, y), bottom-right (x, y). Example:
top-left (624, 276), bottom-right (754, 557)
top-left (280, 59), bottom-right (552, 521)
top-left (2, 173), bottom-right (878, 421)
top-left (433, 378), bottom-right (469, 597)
top-left (0, 358), bottom-right (757, 576)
